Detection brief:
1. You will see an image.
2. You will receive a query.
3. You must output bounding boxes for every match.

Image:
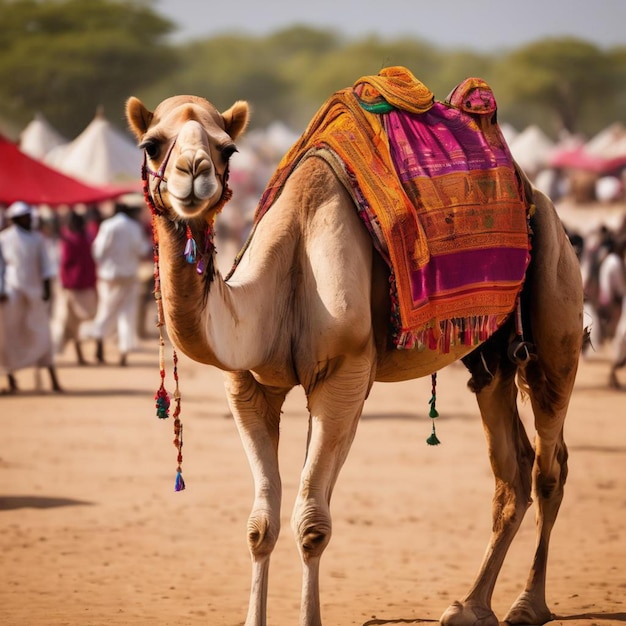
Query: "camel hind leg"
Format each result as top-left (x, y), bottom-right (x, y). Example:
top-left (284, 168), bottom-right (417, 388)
top-left (441, 325), bottom-right (535, 626)
top-left (443, 190), bottom-right (583, 626)
top-left (505, 196), bottom-right (583, 624)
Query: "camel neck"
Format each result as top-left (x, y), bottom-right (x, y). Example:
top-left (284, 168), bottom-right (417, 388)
top-left (154, 216), bottom-right (221, 365)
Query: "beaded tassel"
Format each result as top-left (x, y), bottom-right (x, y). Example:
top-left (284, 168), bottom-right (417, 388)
top-left (184, 225), bottom-right (197, 263)
top-left (155, 378), bottom-right (170, 419)
top-left (154, 332), bottom-right (170, 419)
top-left (172, 351), bottom-right (185, 491)
top-left (196, 223), bottom-right (214, 275)
top-left (426, 372), bottom-right (441, 446)
top-left (153, 223), bottom-right (171, 420)
top-left (143, 153), bottom-right (189, 492)
top-left (141, 160), bottom-right (234, 494)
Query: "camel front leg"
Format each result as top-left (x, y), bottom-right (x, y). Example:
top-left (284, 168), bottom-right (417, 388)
top-left (293, 355), bottom-right (374, 626)
top-left (441, 363), bottom-right (535, 626)
top-left (223, 371), bottom-right (288, 626)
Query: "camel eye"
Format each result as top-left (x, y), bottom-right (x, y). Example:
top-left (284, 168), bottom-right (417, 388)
top-left (140, 140), bottom-right (160, 160)
top-left (220, 143), bottom-right (238, 161)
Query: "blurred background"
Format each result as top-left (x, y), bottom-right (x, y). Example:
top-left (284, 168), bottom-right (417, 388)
top-left (1, 6), bottom-right (625, 623)
top-left (2, 1), bottom-right (626, 343)
top-left (1, 0), bottom-right (625, 210)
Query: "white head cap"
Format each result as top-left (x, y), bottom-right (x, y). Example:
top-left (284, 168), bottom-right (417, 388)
top-left (6, 201), bottom-right (33, 219)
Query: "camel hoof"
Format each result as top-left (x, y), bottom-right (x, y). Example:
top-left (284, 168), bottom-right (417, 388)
top-left (440, 600), bottom-right (498, 626)
top-left (504, 591), bottom-right (553, 625)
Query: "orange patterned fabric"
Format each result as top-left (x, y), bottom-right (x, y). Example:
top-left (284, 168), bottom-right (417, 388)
top-left (251, 67), bottom-right (531, 351)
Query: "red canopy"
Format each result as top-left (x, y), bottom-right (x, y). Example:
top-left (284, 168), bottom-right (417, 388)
top-left (0, 135), bottom-right (137, 207)
top-left (549, 145), bottom-right (626, 174)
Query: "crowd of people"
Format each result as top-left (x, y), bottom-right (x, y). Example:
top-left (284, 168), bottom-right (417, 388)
top-left (569, 218), bottom-right (626, 388)
top-left (0, 194), bottom-right (152, 393)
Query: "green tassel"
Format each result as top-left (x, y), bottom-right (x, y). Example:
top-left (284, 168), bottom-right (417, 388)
top-left (426, 372), bottom-right (441, 444)
top-left (155, 385), bottom-right (170, 419)
top-left (426, 422), bottom-right (441, 446)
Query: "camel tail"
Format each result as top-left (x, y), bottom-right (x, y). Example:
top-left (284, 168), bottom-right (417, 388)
top-left (516, 366), bottom-right (531, 403)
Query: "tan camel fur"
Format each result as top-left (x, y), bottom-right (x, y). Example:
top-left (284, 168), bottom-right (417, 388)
top-left (126, 93), bottom-right (584, 626)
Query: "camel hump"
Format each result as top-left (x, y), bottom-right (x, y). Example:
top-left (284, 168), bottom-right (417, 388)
top-left (445, 77), bottom-right (497, 116)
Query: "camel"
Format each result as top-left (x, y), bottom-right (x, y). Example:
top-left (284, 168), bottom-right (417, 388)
top-left (125, 70), bottom-right (584, 626)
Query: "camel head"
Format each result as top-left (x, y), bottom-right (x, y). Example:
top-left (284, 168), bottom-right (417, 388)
top-left (126, 95), bottom-right (249, 221)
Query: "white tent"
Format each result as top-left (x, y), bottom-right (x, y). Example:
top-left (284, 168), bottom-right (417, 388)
top-left (499, 122), bottom-right (519, 148)
top-left (585, 122), bottom-right (626, 159)
top-left (45, 109), bottom-right (142, 186)
top-left (508, 125), bottom-right (555, 175)
top-left (19, 113), bottom-right (67, 160)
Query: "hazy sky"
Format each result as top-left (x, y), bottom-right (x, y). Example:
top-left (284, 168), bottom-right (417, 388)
top-left (157, 0), bottom-right (625, 51)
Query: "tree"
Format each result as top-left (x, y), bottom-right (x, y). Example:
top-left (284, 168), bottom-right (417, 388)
top-left (494, 38), bottom-right (624, 136)
top-left (0, 0), bottom-right (180, 137)
top-left (138, 26), bottom-right (346, 131)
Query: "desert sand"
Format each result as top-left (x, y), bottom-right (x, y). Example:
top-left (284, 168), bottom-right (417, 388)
top-left (2, 201), bottom-right (626, 626)
top-left (1, 325), bottom-right (625, 626)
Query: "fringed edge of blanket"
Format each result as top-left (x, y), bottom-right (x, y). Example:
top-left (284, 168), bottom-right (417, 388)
top-left (389, 270), bottom-right (509, 353)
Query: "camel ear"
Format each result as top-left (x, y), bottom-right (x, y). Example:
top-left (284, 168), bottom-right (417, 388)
top-left (126, 96), bottom-right (154, 140)
top-left (222, 100), bottom-right (249, 140)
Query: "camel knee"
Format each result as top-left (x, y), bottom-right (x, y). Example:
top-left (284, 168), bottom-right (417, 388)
top-left (247, 511), bottom-right (280, 559)
top-left (303, 525), bottom-right (331, 558)
top-left (534, 446), bottom-right (568, 503)
top-left (493, 479), bottom-right (532, 532)
top-left (292, 507), bottom-right (332, 560)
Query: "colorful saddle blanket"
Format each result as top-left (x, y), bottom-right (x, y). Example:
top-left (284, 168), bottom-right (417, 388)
top-left (252, 66), bottom-right (532, 352)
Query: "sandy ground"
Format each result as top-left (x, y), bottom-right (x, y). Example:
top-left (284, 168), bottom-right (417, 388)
top-left (1, 322), bottom-right (625, 626)
top-left (2, 202), bottom-right (626, 626)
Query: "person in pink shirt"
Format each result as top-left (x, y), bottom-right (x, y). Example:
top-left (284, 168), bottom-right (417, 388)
top-left (51, 208), bottom-right (98, 365)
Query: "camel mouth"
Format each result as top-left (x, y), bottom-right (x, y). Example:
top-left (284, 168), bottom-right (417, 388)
top-left (167, 168), bottom-right (219, 202)
top-left (170, 195), bottom-right (212, 219)
top-left (168, 186), bottom-right (222, 220)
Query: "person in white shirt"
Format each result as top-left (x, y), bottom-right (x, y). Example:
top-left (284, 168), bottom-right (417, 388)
top-left (88, 194), bottom-right (151, 366)
top-left (0, 201), bottom-right (62, 393)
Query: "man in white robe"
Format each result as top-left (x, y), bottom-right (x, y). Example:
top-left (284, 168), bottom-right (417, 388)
top-left (87, 194), bottom-right (151, 366)
top-left (0, 201), bottom-right (62, 392)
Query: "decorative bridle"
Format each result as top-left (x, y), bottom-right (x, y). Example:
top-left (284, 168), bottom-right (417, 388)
top-left (142, 135), bottom-right (233, 491)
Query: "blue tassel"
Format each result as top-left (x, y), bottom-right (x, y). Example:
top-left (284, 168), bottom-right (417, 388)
top-left (174, 470), bottom-right (186, 492)
top-left (184, 237), bottom-right (197, 264)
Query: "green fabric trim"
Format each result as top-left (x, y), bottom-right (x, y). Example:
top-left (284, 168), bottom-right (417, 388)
top-left (358, 100), bottom-right (395, 114)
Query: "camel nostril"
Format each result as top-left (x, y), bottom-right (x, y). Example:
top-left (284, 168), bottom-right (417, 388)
top-left (174, 150), bottom-right (194, 174)
top-left (194, 158), bottom-right (213, 177)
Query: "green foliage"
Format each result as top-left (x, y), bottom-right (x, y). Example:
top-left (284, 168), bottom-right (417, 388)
top-left (493, 38), bottom-right (624, 136)
top-left (0, 0), bottom-right (180, 136)
top-left (0, 3), bottom-right (624, 144)
top-left (136, 28), bottom-right (626, 140)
